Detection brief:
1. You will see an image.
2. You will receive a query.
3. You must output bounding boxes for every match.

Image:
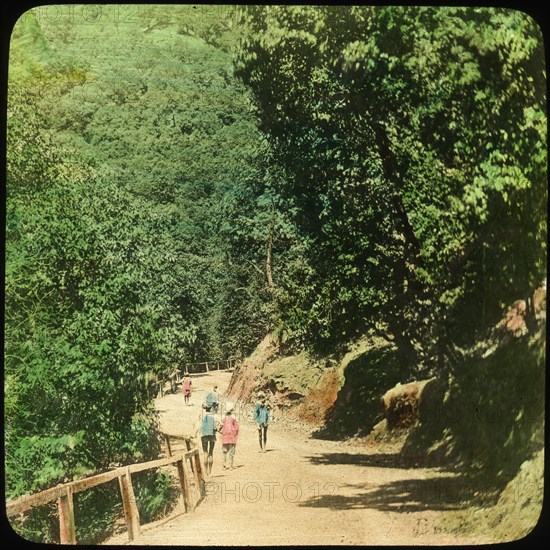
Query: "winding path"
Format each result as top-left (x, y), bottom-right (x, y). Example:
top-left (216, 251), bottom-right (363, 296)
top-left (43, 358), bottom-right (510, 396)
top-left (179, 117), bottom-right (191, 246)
top-left (104, 370), bottom-right (487, 545)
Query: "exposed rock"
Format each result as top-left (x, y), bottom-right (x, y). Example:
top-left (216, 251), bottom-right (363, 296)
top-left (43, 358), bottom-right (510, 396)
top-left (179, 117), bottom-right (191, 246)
top-left (496, 285), bottom-right (546, 337)
top-left (381, 379), bottom-right (432, 430)
top-left (296, 368), bottom-right (340, 426)
top-left (226, 334), bottom-right (278, 402)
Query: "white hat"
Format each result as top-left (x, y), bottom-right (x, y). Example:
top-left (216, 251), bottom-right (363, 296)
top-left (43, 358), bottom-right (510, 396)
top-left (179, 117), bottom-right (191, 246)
top-left (225, 402), bottom-right (235, 412)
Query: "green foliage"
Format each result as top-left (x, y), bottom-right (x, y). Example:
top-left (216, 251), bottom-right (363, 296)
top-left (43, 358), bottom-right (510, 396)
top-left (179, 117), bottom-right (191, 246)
top-left (450, 330), bottom-right (545, 479)
top-left (72, 485), bottom-right (122, 545)
top-left (133, 470), bottom-right (178, 524)
top-left (235, 6), bottom-right (547, 376)
top-left (6, 7), bottom-right (546, 542)
top-left (6, 83), bottom-right (165, 496)
top-left (6, 6), bottom-right (268, 542)
top-left (9, 503), bottom-right (59, 544)
top-left (31, 5), bottom-right (270, 361)
top-left (404, 327), bottom-right (545, 481)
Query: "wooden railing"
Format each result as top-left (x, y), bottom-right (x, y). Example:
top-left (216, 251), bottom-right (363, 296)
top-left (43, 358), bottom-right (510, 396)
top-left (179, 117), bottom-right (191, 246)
top-left (153, 357), bottom-right (241, 398)
top-left (181, 358), bottom-right (240, 374)
top-left (6, 436), bottom-right (205, 544)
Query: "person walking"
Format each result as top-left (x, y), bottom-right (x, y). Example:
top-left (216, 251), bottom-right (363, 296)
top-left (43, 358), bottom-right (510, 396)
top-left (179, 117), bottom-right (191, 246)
top-left (254, 391), bottom-right (265, 422)
top-left (182, 373), bottom-right (192, 405)
top-left (196, 404), bottom-right (220, 476)
top-left (254, 398), bottom-right (269, 452)
top-left (205, 385), bottom-right (219, 413)
top-left (220, 402), bottom-right (239, 470)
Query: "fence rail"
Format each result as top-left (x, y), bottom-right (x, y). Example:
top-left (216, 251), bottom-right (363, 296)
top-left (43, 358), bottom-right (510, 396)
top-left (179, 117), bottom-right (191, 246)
top-left (152, 357), bottom-right (241, 398)
top-left (6, 435), bottom-right (204, 544)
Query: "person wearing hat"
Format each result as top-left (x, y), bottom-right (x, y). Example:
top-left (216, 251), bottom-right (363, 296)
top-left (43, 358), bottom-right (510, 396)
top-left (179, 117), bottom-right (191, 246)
top-left (205, 385), bottom-right (220, 413)
top-left (220, 402), bottom-right (239, 470)
top-left (196, 403), bottom-right (221, 475)
top-left (254, 391), bottom-right (265, 421)
top-left (254, 396), bottom-right (270, 452)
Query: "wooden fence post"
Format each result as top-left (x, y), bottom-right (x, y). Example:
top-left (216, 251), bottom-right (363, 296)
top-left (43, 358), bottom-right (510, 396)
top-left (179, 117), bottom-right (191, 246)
top-left (7, 451), bottom-right (211, 540)
top-left (163, 434), bottom-right (172, 457)
top-left (176, 457), bottom-right (193, 512)
top-left (205, 362), bottom-right (209, 372)
top-left (118, 467), bottom-right (141, 541)
top-left (192, 450), bottom-right (205, 499)
top-left (184, 439), bottom-right (195, 474)
top-left (58, 486), bottom-right (76, 544)
top-left (191, 452), bottom-right (204, 501)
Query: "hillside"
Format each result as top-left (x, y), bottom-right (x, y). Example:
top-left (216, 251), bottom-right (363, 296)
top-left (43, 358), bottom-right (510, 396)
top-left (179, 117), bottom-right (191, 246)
top-left (227, 287), bottom-right (546, 539)
top-left (6, 6), bottom-right (270, 543)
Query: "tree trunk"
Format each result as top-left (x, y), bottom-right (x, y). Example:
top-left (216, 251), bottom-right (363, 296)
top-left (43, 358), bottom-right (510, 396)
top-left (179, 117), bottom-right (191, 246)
top-left (392, 329), bottom-right (420, 383)
top-left (374, 123), bottom-right (426, 381)
top-left (375, 123), bottom-right (421, 264)
top-left (266, 210), bottom-right (275, 294)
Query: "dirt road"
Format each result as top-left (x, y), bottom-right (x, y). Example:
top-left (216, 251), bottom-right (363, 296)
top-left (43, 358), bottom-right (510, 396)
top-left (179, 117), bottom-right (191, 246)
top-left (104, 370), bottom-right (489, 545)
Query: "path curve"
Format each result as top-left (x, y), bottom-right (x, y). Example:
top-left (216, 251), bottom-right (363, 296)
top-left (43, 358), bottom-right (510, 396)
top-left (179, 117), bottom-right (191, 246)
top-left (104, 370), bottom-right (488, 545)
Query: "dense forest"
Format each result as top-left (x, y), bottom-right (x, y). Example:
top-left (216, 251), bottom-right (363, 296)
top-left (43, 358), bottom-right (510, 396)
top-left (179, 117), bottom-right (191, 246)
top-left (5, 5), bottom-right (546, 543)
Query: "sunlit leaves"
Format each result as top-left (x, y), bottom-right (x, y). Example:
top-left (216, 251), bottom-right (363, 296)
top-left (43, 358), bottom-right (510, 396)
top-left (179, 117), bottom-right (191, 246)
top-left (236, 5), bottom-right (546, 365)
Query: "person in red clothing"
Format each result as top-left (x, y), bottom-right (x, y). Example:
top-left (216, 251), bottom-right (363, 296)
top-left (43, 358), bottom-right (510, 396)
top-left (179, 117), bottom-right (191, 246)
top-left (182, 373), bottom-right (192, 405)
top-left (220, 403), bottom-right (239, 470)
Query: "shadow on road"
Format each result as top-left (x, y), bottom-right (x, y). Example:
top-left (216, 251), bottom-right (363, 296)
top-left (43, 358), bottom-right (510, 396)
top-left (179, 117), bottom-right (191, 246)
top-left (300, 452), bottom-right (501, 512)
top-left (305, 451), bottom-right (431, 469)
top-left (298, 474), bottom-right (499, 512)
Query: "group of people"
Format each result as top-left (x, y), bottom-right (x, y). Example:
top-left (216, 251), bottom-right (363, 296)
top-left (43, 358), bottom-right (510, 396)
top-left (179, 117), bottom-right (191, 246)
top-left (193, 384), bottom-right (271, 475)
top-left (196, 386), bottom-right (239, 474)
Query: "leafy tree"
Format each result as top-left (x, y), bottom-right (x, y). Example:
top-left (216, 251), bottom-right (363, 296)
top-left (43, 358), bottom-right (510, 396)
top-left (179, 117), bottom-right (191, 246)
top-left (6, 0), bottom-right (279, 487)
top-left (235, 6), bottom-right (546, 378)
top-left (34, 5), bottom-right (270, 361)
top-left (6, 84), bottom-right (168, 497)
top-left (6, 7), bottom-right (268, 541)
